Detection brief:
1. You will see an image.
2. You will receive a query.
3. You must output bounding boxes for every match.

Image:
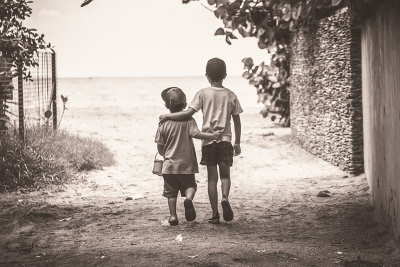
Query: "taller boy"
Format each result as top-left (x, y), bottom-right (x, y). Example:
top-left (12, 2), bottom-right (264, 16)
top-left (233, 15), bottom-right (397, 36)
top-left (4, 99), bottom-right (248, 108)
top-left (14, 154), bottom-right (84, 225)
top-left (160, 58), bottom-right (243, 224)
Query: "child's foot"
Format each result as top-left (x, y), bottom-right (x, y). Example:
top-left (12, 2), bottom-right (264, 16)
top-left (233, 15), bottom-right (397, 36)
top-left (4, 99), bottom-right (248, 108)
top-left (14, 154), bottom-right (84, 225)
top-left (207, 213), bottom-right (220, 224)
top-left (168, 216), bottom-right (179, 226)
top-left (184, 199), bottom-right (196, 221)
top-left (221, 199), bottom-right (234, 221)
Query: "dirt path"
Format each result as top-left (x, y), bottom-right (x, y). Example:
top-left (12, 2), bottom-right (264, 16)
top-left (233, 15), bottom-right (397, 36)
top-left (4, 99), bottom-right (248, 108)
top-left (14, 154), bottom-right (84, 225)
top-left (0, 113), bottom-right (399, 267)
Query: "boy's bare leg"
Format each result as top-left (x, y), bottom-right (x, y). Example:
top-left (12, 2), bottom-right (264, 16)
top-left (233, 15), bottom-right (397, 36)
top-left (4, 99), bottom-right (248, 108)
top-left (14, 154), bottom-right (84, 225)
top-left (207, 165), bottom-right (219, 217)
top-left (184, 187), bottom-right (197, 221)
top-left (168, 197), bottom-right (178, 225)
top-left (185, 187), bottom-right (196, 201)
top-left (219, 163), bottom-right (231, 201)
top-left (219, 163), bottom-right (234, 221)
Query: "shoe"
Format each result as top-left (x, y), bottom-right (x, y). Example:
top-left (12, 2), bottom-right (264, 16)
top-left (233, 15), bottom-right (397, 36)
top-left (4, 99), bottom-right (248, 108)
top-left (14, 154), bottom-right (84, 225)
top-left (184, 199), bottom-right (196, 222)
top-left (207, 213), bottom-right (220, 224)
top-left (221, 200), bottom-right (234, 221)
top-left (168, 216), bottom-right (179, 226)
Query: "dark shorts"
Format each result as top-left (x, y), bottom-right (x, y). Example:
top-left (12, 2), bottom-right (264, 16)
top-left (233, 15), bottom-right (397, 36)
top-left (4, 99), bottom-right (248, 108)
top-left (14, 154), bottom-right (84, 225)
top-left (162, 174), bottom-right (197, 198)
top-left (200, 141), bottom-right (233, 167)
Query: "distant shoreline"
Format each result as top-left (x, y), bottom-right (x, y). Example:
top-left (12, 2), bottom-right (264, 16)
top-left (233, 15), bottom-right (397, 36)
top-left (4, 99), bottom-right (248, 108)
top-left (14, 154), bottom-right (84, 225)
top-left (58, 75), bottom-right (243, 80)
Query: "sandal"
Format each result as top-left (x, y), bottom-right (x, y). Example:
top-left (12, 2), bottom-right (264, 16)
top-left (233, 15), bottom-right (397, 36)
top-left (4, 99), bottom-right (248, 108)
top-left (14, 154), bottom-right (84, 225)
top-left (184, 199), bottom-right (196, 222)
top-left (221, 200), bottom-right (234, 221)
top-left (168, 216), bottom-right (179, 226)
top-left (207, 213), bottom-right (220, 224)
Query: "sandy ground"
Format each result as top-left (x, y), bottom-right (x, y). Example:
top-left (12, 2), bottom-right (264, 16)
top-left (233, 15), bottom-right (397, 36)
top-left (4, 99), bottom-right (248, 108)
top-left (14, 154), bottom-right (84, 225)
top-left (0, 110), bottom-right (400, 267)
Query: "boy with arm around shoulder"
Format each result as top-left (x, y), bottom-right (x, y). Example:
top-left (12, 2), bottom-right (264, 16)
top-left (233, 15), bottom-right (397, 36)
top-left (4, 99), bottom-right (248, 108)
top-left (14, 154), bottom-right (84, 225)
top-left (155, 87), bottom-right (220, 226)
top-left (160, 58), bottom-right (243, 224)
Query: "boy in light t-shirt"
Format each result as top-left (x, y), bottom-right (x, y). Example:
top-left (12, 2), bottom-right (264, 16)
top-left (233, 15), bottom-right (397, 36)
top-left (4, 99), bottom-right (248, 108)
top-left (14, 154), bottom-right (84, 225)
top-left (160, 58), bottom-right (243, 224)
top-left (155, 87), bottom-right (220, 226)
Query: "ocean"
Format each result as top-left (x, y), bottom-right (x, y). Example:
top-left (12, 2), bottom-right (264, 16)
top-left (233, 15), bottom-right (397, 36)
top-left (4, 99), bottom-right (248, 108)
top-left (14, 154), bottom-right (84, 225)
top-left (58, 76), bottom-right (260, 114)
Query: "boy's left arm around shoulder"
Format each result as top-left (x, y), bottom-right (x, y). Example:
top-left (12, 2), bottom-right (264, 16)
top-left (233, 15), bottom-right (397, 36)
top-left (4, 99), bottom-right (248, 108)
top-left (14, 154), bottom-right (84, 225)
top-left (159, 108), bottom-right (196, 123)
top-left (189, 119), bottom-right (222, 140)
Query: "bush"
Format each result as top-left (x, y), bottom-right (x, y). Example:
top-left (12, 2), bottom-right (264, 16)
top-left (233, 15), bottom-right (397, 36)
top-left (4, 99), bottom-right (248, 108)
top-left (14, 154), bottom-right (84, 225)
top-left (0, 127), bottom-right (114, 192)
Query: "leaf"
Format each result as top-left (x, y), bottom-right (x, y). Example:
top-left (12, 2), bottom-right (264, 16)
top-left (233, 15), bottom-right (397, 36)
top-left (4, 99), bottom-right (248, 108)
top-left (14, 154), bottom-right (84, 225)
top-left (281, 3), bottom-right (292, 22)
top-left (81, 0), bottom-right (94, 7)
top-left (258, 40), bottom-right (267, 49)
top-left (292, 2), bottom-right (302, 20)
top-left (225, 35), bottom-right (232, 45)
top-left (331, 0), bottom-right (342, 7)
top-left (242, 71), bottom-right (252, 79)
top-left (242, 57), bottom-right (254, 68)
top-left (214, 6), bottom-right (228, 18)
top-left (214, 28), bottom-right (225, 36)
top-left (227, 32), bottom-right (238, 39)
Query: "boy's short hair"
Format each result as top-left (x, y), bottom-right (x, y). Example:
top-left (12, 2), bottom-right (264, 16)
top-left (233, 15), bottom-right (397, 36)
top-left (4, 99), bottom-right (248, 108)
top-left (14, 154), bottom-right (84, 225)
top-left (206, 58), bottom-right (227, 82)
top-left (161, 87), bottom-right (187, 112)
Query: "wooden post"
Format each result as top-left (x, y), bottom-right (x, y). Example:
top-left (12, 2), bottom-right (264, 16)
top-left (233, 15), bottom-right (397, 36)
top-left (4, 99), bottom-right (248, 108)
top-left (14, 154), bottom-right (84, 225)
top-left (17, 64), bottom-right (24, 141)
top-left (51, 51), bottom-right (57, 130)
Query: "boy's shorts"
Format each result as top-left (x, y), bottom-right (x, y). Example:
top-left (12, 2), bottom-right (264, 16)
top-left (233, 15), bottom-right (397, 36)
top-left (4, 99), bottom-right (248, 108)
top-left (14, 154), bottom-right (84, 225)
top-left (200, 141), bottom-right (233, 167)
top-left (162, 174), bottom-right (197, 198)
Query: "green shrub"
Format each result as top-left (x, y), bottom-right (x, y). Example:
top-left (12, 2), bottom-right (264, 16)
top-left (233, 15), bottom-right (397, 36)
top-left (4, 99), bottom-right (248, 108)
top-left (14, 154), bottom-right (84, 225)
top-left (0, 127), bottom-right (114, 192)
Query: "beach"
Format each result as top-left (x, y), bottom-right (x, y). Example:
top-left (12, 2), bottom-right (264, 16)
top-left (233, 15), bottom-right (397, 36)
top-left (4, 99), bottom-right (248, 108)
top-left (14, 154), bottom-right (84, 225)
top-left (0, 77), bottom-right (398, 266)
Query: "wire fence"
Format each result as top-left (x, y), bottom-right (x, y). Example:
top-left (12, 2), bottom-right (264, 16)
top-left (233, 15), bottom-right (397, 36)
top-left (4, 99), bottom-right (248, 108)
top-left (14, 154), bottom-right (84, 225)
top-left (0, 50), bottom-right (57, 140)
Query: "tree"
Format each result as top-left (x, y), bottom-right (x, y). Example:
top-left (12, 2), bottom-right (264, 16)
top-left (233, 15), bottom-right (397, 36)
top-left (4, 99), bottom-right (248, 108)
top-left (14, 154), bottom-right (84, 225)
top-left (0, 0), bottom-right (49, 133)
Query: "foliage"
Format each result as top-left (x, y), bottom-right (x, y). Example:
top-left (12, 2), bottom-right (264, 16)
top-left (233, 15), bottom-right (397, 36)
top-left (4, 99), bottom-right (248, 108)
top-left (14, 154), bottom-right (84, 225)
top-left (0, 127), bottom-right (115, 192)
top-left (0, 0), bottom-right (50, 132)
top-left (0, 0), bottom-right (50, 79)
top-left (181, 0), bottom-right (377, 126)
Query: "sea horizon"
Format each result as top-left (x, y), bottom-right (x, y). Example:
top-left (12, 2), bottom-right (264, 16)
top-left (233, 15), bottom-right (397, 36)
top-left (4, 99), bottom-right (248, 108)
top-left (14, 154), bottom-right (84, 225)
top-left (58, 74), bottom-right (244, 79)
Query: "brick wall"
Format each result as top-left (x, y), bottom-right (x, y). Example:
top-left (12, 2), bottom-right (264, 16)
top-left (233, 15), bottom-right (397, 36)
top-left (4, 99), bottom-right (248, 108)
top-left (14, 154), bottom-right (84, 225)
top-left (290, 6), bottom-right (364, 174)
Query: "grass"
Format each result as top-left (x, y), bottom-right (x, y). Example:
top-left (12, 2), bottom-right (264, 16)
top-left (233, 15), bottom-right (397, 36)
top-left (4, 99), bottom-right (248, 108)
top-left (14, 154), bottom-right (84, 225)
top-left (0, 127), bottom-right (114, 192)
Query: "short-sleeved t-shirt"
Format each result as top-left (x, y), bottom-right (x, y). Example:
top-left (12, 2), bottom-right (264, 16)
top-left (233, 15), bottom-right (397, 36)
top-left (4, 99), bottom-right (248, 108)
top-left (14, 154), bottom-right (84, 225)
top-left (190, 87), bottom-right (243, 146)
top-left (155, 119), bottom-right (201, 174)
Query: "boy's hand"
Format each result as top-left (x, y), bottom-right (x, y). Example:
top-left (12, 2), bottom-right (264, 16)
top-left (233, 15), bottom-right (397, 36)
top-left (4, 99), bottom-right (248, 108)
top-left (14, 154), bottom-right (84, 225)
top-left (210, 130), bottom-right (223, 140)
top-left (159, 114), bottom-right (169, 124)
top-left (233, 144), bottom-right (241, 156)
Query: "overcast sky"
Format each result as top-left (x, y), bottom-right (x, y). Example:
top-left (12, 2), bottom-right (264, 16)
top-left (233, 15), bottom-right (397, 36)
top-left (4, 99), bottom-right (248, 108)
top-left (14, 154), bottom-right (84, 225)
top-left (27, 0), bottom-right (268, 78)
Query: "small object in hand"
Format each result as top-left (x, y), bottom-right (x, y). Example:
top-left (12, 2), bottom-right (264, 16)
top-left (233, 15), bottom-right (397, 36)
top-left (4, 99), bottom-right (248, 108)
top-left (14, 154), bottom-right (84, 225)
top-left (152, 153), bottom-right (163, 176)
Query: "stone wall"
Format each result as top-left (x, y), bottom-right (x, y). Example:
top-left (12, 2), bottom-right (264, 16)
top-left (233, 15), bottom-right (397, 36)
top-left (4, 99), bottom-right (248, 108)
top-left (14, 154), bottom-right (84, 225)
top-left (361, 0), bottom-right (400, 237)
top-left (290, 6), bottom-right (364, 174)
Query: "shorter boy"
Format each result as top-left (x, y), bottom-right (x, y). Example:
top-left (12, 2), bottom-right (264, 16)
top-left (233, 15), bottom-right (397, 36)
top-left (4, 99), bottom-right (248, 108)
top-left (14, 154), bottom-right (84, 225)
top-left (155, 87), bottom-right (220, 226)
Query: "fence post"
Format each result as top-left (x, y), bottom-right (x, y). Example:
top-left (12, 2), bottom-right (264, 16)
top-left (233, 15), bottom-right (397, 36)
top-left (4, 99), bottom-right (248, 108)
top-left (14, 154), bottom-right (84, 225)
top-left (17, 64), bottom-right (24, 141)
top-left (51, 51), bottom-right (57, 130)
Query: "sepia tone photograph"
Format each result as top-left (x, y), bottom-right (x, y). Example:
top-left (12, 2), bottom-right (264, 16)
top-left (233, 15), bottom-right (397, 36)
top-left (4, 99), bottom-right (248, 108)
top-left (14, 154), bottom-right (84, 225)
top-left (0, 0), bottom-right (399, 266)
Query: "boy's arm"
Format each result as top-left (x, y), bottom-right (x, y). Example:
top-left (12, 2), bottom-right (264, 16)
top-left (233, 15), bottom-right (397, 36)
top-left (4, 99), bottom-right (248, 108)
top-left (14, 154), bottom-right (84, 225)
top-left (192, 131), bottom-right (221, 140)
top-left (232, 114), bottom-right (241, 156)
top-left (159, 108), bottom-right (196, 122)
top-left (189, 119), bottom-right (221, 140)
top-left (155, 125), bottom-right (165, 156)
top-left (157, 144), bottom-right (165, 156)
